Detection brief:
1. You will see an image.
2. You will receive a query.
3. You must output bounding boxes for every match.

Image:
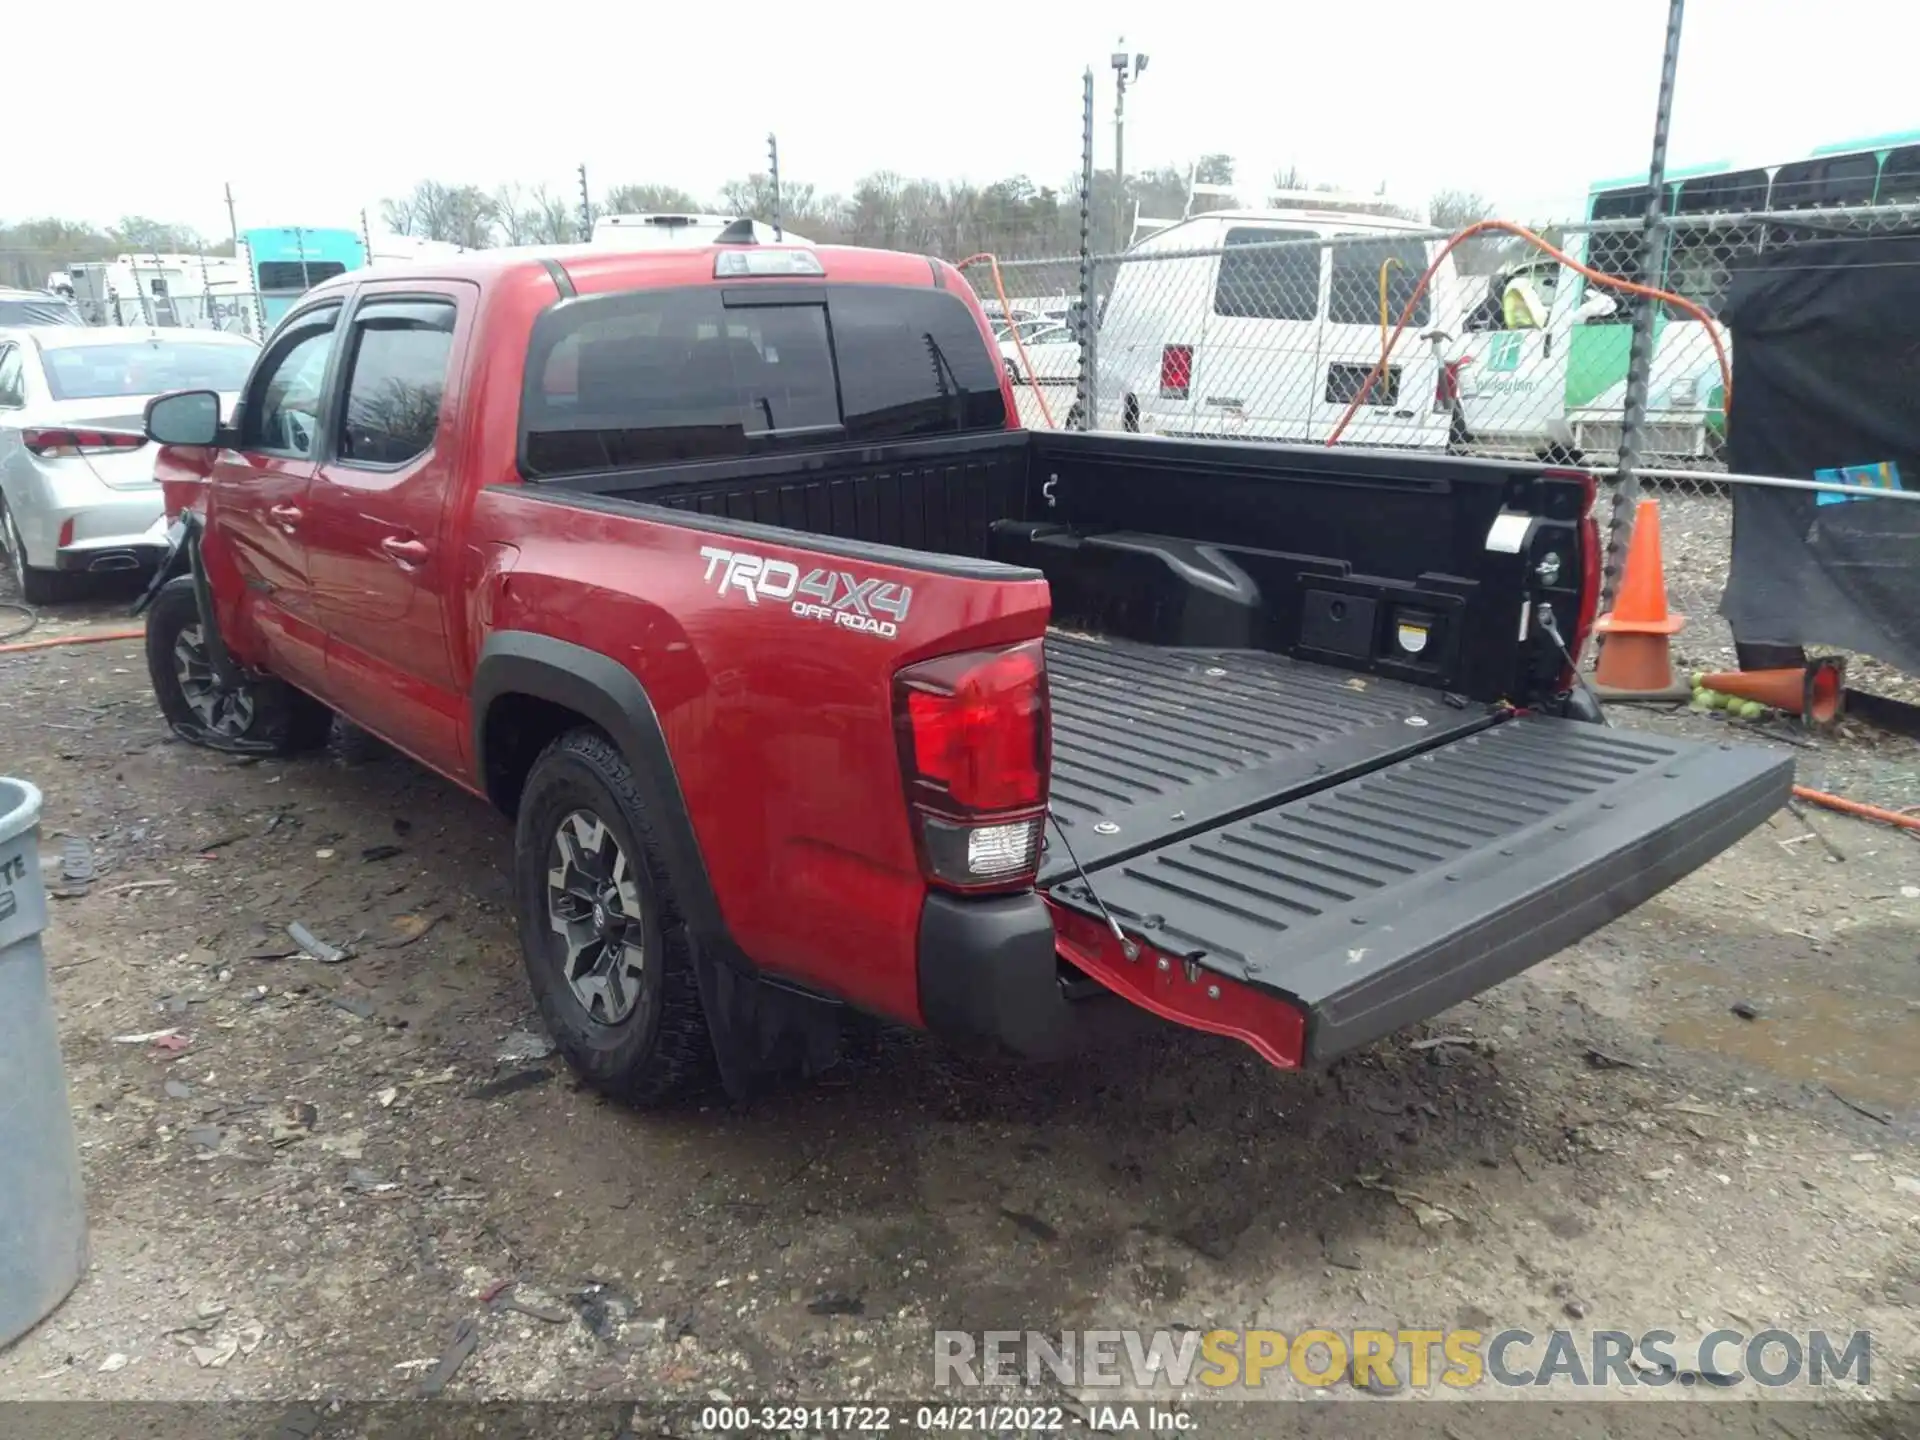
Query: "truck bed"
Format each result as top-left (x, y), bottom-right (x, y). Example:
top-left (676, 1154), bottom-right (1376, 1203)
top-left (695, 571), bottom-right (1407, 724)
top-left (1042, 633), bottom-right (1492, 883)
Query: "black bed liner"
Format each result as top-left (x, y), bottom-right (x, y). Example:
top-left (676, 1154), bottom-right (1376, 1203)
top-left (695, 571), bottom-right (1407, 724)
top-left (1047, 715), bottom-right (1793, 1060)
top-left (1042, 633), bottom-right (1493, 883)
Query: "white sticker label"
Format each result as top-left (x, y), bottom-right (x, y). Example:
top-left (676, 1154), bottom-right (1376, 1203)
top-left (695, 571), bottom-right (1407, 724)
top-left (1485, 512), bottom-right (1531, 554)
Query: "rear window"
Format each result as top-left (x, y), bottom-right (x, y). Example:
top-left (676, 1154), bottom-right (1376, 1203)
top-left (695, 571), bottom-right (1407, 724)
top-left (1327, 236), bottom-right (1432, 327)
top-left (258, 260), bottom-right (348, 291)
top-left (1213, 228), bottom-right (1319, 322)
top-left (520, 283), bottom-right (1006, 476)
top-left (41, 340), bottom-right (256, 400)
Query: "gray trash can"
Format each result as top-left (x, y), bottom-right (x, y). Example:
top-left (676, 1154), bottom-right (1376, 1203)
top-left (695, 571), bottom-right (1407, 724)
top-left (0, 778), bottom-right (88, 1349)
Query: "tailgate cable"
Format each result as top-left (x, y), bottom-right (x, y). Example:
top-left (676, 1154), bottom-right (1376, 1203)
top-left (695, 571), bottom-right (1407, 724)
top-left (1047, 811), bottom-right (1139, 961)
top-left (1537, 603), bottom-right (1612, 727)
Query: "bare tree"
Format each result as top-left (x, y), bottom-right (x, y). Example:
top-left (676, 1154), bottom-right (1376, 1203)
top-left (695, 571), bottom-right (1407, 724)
top-left (494, 184), bottom-right (577, 246)
top-left (111, 216), bottom-right (205, 252)
top-left (379, 181), bottom-right (496, 248)
top-left (603, 183), bottom-right (702, 214)
top-left (1429, 188), bottom-right (1501, 272)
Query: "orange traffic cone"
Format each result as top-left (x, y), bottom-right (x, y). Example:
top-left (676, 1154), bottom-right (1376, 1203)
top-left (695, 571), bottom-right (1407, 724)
top-left (1695, 657), bottom-right (1846, 728)
top-left (1592, 499), bottom-right (1687, 698)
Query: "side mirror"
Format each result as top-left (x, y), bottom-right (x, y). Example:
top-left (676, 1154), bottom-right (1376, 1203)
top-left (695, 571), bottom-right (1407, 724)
top-left (145, 389), bottom-right (222, 447)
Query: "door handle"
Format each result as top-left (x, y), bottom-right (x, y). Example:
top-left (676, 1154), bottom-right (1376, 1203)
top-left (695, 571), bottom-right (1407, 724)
top-left (380, 536), bottom-right (430, 565)
top-left (269, 504), bottom-right (303, 523)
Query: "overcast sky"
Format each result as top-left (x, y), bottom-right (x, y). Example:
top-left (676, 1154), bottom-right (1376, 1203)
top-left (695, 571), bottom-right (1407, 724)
top-left (13, 0), bottom-right (1916, 240)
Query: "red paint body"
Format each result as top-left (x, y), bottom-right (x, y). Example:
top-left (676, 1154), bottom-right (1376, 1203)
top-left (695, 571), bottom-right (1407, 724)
top-left (158, 245), bottom-right (1058, 1031)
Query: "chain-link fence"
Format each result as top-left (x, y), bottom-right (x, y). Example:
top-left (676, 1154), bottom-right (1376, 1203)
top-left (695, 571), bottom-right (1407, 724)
top-left (965, 203), bottom-right (1920, 675)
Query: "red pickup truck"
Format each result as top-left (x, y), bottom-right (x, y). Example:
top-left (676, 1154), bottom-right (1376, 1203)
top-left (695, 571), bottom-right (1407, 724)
top-left (136, 240), bottom-right (1792, 1105)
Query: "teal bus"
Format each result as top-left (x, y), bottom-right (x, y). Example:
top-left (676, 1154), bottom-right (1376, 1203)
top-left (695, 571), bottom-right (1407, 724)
top-left (1452, 132), bottom-right (1920, 464)
top-left (239, 227), bottom-right (366, 326)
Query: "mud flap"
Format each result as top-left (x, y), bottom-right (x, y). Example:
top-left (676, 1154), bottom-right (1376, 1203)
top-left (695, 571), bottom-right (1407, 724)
top-left (1046, 717), bottom-right (1793, 1062)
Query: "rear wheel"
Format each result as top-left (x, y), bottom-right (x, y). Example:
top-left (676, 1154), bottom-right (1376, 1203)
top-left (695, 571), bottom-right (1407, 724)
top-left (513, 728), bottom-right (714, 1106)
top-left (0, 494), bottom-right (80, 605)
top-left (144, 576), bottom-right (333, 753)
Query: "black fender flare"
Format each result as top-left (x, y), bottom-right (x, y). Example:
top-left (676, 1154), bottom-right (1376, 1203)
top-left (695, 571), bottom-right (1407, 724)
top-left (472, 630), bottom-right (725, 944)
top-left (472, 632), bottom-right (836, 1097)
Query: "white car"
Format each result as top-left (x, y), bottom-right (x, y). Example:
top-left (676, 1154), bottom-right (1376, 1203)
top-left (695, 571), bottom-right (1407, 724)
top-left (0, 288), bottom-right (84, 327)
top-left (0, 326), bottom-right (257, 601)
top-left (999, 325), bottom-right (1080, 386)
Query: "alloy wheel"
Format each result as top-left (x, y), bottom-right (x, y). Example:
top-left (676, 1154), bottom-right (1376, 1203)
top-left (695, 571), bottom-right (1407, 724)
top-left (173, 623), bottom-right (256, 738)
top-left (545, 808), bottom-right (648, 1025)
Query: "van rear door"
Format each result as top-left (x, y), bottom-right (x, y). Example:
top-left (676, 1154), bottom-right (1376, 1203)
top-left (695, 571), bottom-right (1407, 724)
top-left (1311, 233), bottom-right (1450, 450)
top-left (1179, 226), bottom-right (1325, 443)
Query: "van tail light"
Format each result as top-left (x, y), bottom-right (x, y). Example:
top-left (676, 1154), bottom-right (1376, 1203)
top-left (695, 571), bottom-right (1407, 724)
top-left (22, 427), bottom-right (148, 458)
top-left (893, 640), bottom-right (1050, 893)
top-left (1437, 355), bottom-right (1471, 406)
top-left (1159, 344), bottom-right (1193, 400)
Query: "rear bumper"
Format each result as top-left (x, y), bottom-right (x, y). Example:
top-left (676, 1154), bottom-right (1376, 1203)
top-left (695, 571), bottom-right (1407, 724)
top-left (55, 536), bottom-right (168, 573)
top-left (13, 482), bottom-right (166, 572)
top-left (916, 891), bottom-right (1161, 1061)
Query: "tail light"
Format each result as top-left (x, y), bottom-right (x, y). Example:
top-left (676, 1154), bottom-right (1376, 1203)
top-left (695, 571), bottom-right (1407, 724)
top-left (893, 640), bottom-right (1049, 892)
top-left (1437, 355), bottom-right (1471, 407)
top-left (22, 427), bottom-right (148, 458)
top-left (1159, 344), bottom-right (1193, 400)
top-left (1545, 467), bottom-right (1603, 689)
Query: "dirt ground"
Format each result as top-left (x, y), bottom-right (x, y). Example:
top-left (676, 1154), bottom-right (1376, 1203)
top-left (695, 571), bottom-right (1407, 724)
top-left (1, 580), bottom-right (1917, 1432)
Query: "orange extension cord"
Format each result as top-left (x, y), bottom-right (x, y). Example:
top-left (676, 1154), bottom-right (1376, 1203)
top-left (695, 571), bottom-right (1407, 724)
top-left (1328, 217), bottom-right (1734, 445)
top-left (0, 627), bottom-right (146, 655)
top-left (1794, 785), bottom-right (1920, 832)
top-left (955, 253), bottom-right (1058, 430)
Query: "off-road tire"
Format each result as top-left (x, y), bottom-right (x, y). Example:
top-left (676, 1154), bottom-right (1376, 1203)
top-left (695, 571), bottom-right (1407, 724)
top-left (513, 727), bottom-right (715, 1106)
top-left (144, 576), bottom-right (333, 753)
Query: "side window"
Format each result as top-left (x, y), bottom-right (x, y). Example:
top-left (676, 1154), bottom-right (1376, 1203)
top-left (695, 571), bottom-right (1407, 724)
top-left (0, 346), bottom-right (24, 408)
top-left (336, 299), bottom-right (457, 467)
top-left (1327, 238), bottom-right (1432, 328)
top-left (242, 306), bottom-right (341, 457)
top-left (1213, 228), bottom-right (1320, 322)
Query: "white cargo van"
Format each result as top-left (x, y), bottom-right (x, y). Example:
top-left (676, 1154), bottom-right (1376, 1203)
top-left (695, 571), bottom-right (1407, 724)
top-left (591, 214), bottom-right (811, 248)
top-left (1095, 204), bottom-right (1465, 450)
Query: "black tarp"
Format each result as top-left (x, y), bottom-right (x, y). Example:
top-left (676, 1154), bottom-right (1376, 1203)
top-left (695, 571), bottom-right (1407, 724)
top-left (1719, 235), bottom-right (1920, 675)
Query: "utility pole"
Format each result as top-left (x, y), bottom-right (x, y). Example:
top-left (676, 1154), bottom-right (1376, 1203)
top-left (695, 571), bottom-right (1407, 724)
top-left (223, 182), bottom-right (241, 258)
top-left (359, 208), bottom-right (374, 266)
top-left (767, 133), bottom-right (783, 240)
top-left (226, 184), bottom-right (262, 339)
top-left (1076, 68), bottom-right (1098, 430)
top-left (1110, 41), bottom-right (1148, 249)
top-left (577, 163), bottom-right (594, 243)
top-left (1603, 0), bottom-right (1686, 614)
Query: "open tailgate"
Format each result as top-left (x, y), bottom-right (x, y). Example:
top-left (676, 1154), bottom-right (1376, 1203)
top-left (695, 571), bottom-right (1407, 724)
top-left (1047, 717), bottom-right (1793, 1062)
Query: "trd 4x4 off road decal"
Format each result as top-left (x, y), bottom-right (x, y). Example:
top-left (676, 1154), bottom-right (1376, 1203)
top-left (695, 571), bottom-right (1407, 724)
top-left (699, 546), bottom-right (913, 639)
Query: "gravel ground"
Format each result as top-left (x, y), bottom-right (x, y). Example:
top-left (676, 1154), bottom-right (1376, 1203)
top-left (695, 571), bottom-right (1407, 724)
top-left (1, 578), bottom-right (1916, 1435)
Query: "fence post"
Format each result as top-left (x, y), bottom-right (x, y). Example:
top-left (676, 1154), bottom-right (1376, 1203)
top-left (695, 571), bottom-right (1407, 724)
top-left (1076, 67), bottom-right (1097, 431)
top-left (1603, 0), bottom-right (1687, 613)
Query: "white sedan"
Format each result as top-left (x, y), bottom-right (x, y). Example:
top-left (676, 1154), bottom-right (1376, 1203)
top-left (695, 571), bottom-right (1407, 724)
top-left (0, 326), bottom-right (256, 602)
top-left (998, 325), bottom-right (1081, 387)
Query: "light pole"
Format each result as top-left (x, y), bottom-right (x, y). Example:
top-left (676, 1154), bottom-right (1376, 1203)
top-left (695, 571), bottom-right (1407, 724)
top-left (1111, 40), bottom-right (1148, 248)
